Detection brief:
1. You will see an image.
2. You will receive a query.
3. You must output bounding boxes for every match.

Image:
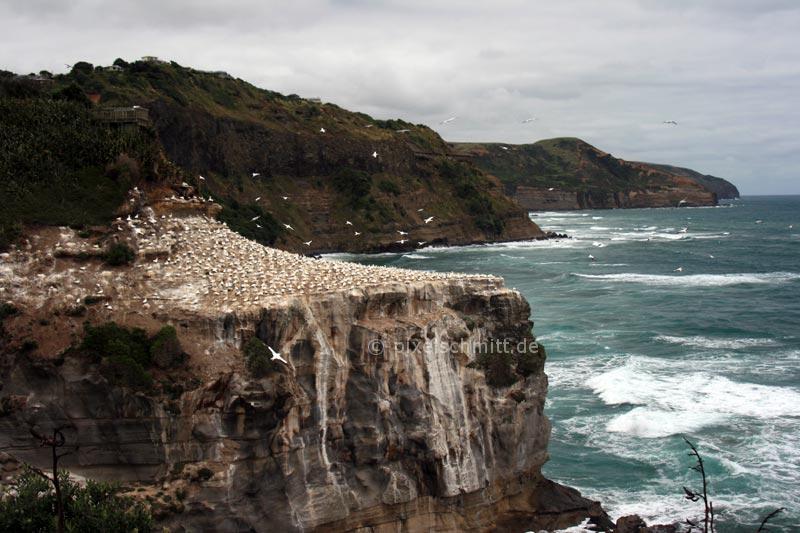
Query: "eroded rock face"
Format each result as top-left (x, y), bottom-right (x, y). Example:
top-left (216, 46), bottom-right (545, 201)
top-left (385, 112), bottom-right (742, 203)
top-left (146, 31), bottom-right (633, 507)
top-left (0, 281), bottom-right (608, 531)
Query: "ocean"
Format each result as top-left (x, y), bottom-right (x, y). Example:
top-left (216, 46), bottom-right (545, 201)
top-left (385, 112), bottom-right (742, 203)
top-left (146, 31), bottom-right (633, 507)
top-left (336, 195), bottom-right (799, 531)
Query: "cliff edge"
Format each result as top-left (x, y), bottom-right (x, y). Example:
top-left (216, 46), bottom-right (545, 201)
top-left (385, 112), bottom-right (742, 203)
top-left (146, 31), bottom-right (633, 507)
top-left (0, 199), bottom-right (609, 531)
top-left (451, 138), bottom-right (739, 211)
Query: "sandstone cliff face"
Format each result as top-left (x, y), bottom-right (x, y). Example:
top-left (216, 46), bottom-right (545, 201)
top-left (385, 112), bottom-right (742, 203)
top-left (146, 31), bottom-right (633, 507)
top-left (0, 216), bottom-right (607, 532)
top-left (514, 185), bottom-right (716, 211)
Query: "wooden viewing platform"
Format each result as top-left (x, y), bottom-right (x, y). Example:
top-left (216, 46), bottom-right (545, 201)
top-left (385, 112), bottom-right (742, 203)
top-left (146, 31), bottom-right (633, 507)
top-left (93, 106), bottom-right (151, 127)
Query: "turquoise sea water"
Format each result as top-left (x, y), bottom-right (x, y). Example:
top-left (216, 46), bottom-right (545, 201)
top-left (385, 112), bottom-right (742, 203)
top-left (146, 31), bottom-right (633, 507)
top-left (337, 196), bottom-right (799, 531)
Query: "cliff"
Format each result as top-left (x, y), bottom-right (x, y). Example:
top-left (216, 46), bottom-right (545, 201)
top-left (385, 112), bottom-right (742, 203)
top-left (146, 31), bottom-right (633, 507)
top-left (0, 61), bottom-right (545, 254)
top-left (451, 138), bottom-right (739, 210)
top-left (642, 163), bottom-right (740, 200)
top-left (0, 203), bottom-right (609, 531)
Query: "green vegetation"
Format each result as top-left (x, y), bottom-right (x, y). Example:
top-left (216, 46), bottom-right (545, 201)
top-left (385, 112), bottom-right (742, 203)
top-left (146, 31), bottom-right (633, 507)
top-left (2, 59), bottom-right (530, 249)
top-left (0, 97), bottom-right (157, 233)
top-left (453, 138), bottom-right (672, 194)
top-left (218, 199), bottom-right (282, 246)
top-left (78, 322), bottom-right (185, 389)
top-left (438, 160), bottom-right (505, 235)
top-left (331, 167), bottom-right (372, 208)
top-left (377, 179), bottom-right (401, 196)
top-left (102, 242), bottom-right (135, 266)
top-left (0, 468), bottom-right (152, 532)
top-left (149, 325), bottom-right (184, 369)
top-left (243, 337), bottom-right (279, 377)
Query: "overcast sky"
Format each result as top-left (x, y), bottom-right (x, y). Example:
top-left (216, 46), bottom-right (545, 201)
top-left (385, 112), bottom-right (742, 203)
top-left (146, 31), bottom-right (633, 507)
top-left (2, 0), bottom-right (799, 194)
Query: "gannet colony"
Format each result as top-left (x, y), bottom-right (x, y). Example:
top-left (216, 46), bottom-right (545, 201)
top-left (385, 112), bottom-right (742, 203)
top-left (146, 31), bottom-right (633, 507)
top-left (0, 196), bottom-right (502, 317)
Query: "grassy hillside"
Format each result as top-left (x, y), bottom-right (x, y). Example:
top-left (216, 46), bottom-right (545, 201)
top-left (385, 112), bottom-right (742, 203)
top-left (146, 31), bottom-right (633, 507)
top-left (1, 59), bottom-right (542, 252)
top-left (452, 138), bottom-right (683, 194)
top-left (644, 162), bottom-right (740, 199)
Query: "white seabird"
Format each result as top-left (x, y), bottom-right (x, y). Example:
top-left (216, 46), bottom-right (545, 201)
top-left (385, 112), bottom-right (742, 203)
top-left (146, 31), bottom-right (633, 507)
top-left (397, 230), bottom-right (408, 235)
top-left (440, 116), bottom-right (457, 125)
top-left (424, 216), bottom-right (434, 224)
top-left (268, 346), bottom-right (288, 364)
top-left (283, 224), bottom-right (294, 231)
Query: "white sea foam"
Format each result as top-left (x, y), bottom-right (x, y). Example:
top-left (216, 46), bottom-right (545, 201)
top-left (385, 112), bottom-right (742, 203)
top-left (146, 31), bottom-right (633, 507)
top-left (402, 253), bottom-right (430, 259)
top-left (654, 335), bottom-right (779, 349)
top-left (574, 272), bottom-right (800, 287)
top-left (586, 360), bottom-right (800, 438)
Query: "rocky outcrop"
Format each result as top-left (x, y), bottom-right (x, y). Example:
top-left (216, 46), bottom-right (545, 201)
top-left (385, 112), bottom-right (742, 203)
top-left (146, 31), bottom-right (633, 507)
top-left (0, 216), bottom-right (609, 532)
top-left (451, 138), bottom-right (737, 211)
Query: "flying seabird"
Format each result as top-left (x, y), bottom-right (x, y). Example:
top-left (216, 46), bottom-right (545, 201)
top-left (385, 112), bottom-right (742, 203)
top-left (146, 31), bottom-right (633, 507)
top-left (345, 220), bottom-right (353, 226)
top-left (282, 196), bottom-right (289, 201)
top-left (397, 239), bottom-right (407, 244)
top-left (663, 120), bottom-right (678, 126)
top-left (548, 187), bottom-right (554, 191)
top-left (679, 227), bottom-right (688, 233)
top-left (424, 216), bottom-right (434, 224)
top-left (417, 241), bottom-right (426, 246)
top-left (303, 240), bottom-right (312, 246)
top-left (354, 231), bottom-right (361, 236)
top-left (198, 174), bottom-right (206, 181)
top-left (268, 346), bottom-right (288, 364)
top-left (588, 254), bottom-right (595, 261)
top-left (320, 127), bottom-right (326, 133)
top-left (674, 267), bottom-right (683, 272)
top-left (397, 230), bottom-right (408, 235)
top-left (500, 146), bottom-right (509, 150)
top-left (522, 117), bottom-right (537, 123)
top-left (255, 196), bottom-right (261, 202)
top-left (251, 216), bottom-right (260, 221)
top-left (440, 116), bottom-right (457, 125)
top-left (372, 151), bottom-right (378, 158)
top-left (283, 224), bottom-right (294, 231)
top-left (417, 208), bottom-right (424, 212)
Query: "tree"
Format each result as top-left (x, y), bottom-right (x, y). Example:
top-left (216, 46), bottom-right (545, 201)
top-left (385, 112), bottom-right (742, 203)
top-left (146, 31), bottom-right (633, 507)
top-left (0, 428), bottom-right (152, 532)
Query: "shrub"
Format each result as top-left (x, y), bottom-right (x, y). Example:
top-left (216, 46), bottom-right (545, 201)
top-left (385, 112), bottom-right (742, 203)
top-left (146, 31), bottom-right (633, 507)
top-left (103, 353), bottom-right (153, 389)
top-left (331, 167), bottom-right (372, 206)
top-left (102, 243), bottom-right (135, 266)
top-left (81, 322), bottom-right (151, 366)
top-left (243, 337), bottom-right (278, 377)
top-left (377, 179), bottom-right (401, 196)
top-left (150, 325), bottom-right (184, 369)
top-left (0, 468), bottom-right (152, 532)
